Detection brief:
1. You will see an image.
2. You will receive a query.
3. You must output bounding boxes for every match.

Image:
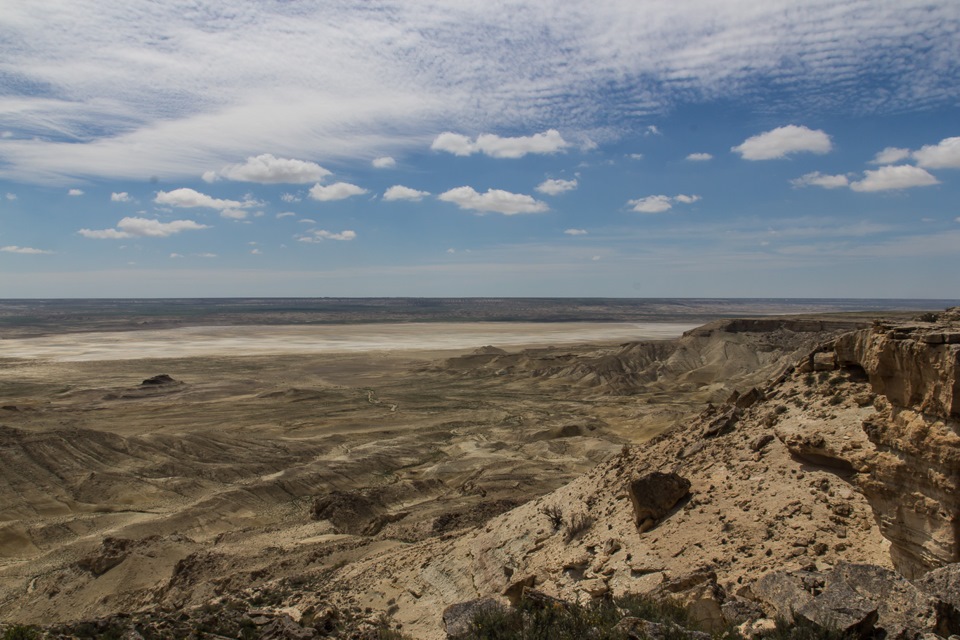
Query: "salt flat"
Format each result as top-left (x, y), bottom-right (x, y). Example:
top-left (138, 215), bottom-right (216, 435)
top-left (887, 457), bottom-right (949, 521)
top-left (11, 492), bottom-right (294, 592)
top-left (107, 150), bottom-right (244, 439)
top-left (0, 321), bottom-right (699, 361)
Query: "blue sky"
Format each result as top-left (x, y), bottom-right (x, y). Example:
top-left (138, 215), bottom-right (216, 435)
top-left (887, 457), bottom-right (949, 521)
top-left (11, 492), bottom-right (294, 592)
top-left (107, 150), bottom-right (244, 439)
top-left (1, 1), bottom-right (959, 298)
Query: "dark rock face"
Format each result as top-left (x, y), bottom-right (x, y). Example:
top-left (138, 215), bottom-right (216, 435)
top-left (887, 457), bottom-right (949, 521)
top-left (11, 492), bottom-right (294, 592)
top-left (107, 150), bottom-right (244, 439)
top-left (140, 374), bottom-right (179, 386)
top-left (76, 537), bottom-right (139, 576)
top-left (749, 563), bottom-right (953, 639)
top-left (627, 472), bottom-right (690, 532)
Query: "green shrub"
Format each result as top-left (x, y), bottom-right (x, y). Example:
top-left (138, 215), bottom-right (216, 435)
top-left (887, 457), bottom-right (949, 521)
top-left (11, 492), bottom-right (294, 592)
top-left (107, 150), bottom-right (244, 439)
top-left (2, 626), bottom-right (39, 640)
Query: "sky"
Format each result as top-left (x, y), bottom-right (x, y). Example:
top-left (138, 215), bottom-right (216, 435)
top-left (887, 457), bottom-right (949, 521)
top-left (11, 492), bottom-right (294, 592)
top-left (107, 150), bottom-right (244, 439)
top-left (1, 0), bottom-right (959, 298)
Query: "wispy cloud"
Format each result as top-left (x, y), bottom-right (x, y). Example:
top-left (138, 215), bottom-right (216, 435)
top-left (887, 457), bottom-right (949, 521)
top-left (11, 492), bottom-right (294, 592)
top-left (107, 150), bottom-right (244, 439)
top-left (67, 188), bottom-right (84, 196)
top-left (564, 228), bottom-right (588, 235)
top-left (1, 3), bottom-right (957, 183)
top-left (298, 229), bottom-right (357, 242)
top-left (79, 216), bottom-right (209, 239)
top-left (383, 185), bottom-right (430, 202)
top-left (536, 178), bottom-right (578, 195)
top-left (685, 152), bottom-right (712, 161)
top-left (791, 172), bottom-right (850, 189)
top-left (628, 194), bottom-right (700, 213)
top-left (732, 125), bottom-right (832, 160)
top-left (203, 154), bottom-right (331, 184)
top-left (431, 130), bottom-right (569, 159)
top-left (372, 156), bottom-right (396, 169)
top-left (1, 245), bottom-right (52, 254)
top-left (438, 186), bottom-right (549, 215)
top-left (308, 182), bottom-right (368, 201)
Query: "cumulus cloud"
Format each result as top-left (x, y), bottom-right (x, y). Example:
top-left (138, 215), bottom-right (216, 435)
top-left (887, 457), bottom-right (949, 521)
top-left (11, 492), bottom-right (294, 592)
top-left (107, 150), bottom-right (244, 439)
top-left (280, 193), bottom-right (301, 203)
top-left (308, 182), bottom-right (368, 201)
top-left (1, 245), bottom-right (52, 254)
top-left (383, 185), bottom-right (430, 201)
top-left (431, 129), bottom-right (568, 159)
top-left (111, 192), bottom-right (130, 202)
top-left (204, 153), bottom-right (331, 183)
top-left (372, 156), bottom-right (396, 168)
top-left (68, 188), bottom-right (84, 196)
top-left (645, 125), bottom-right (662, 136)
top-left (686, 152), bottom-right (713, 161)
top-left (78, 216), bottom-right (210, 239)
top-left (219, 209), bottom-right (248, 219)
top-left (732, 125), bottom-right (832, 160)
top-left (850, 165), bottom-right (939, 192)
top-left (297, 229), bottom-right (357, 242)
top-left (790, 172), bottom-right (850, 189)
top-left (536, 178), bottom-right (578, 195)
top-left (438, 186), bottom-right (549, 215)
top-left (913, 136), bottom-right (960, 169)
top-left (628, 194), bottom-right (700, 213)
top-left (155, 188), bottom-right (256, 211)
top-left (870, 147), bottom-right (911, 165)
top-left (564, 228), bottom-right (588, 235)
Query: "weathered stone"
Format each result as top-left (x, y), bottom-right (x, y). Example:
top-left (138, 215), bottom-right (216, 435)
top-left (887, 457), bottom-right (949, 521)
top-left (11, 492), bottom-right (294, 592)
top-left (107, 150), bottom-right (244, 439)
top-left (915, 563), bottom-right (960, 636)
top-left (628, 472), bottom-right (690, 532)
top-left (751, 434), bottom-right (775, 452)
top-left (751, 571), bottom-right (817, 623)
top-left (721, 596), bottom-right (766, 625)
top-left (813, 352), bottom-right (837, 371)
top-left (614, 617), bottom-right (711, 640)
top-left (502, 575), bottom-right (535, 606)
top-left (796, 582), bottom-right (878, 640)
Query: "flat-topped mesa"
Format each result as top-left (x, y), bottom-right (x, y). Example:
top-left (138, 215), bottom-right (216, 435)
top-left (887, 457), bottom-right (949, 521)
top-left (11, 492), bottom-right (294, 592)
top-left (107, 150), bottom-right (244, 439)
top-left (828, 308), bottom-right (960, 578)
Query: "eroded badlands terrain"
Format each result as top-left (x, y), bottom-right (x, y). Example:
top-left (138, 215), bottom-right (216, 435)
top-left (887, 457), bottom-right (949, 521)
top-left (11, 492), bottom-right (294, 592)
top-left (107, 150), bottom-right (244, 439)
top-left (1, 311), bottom-right (958, 639)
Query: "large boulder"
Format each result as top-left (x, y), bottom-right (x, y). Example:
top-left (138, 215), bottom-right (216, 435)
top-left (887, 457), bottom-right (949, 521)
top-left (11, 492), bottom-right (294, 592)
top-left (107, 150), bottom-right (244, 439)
top-left (628, 472), bottom-right (690, 532)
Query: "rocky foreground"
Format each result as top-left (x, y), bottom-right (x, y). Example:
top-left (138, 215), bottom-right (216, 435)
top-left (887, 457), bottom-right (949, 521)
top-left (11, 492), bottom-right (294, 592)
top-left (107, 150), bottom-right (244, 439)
top-left (2, 310), bottom-right (959, 639)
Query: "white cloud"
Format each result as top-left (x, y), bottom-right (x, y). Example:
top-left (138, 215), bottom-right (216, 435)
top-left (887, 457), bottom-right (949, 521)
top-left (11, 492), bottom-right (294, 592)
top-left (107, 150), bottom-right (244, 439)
top-left (205, 153), bottom-right (331, 183)
top-left (372, 156), bottom-right (396, 169)
top-left (280, 193), bottom-right (301, 203)
top-left (78, 216), bottom-right (209, 239)
top-left (431, 130), bottom-right (568, 159)
top-left (298, 229), bottom-right (357, 242)
top-left (564, 228), bottom-right (588, 235)
top-left (732, 125), bottom-right (832, 160)
top-left (446, 248), bottom-right (456, 254)
top-left (1, 245), bottom-right (52, 254)
top-left (850, 165), bottom-right (939, 192)
top-left (438, 186), bottom-right (549, 215)
top-left (299, 218), bottom-right (317, 224)
top-left (276, 211), bottom-right (296, 218)
top-left (155, 187), bottom-right (253, 210)
top-left (628, 194), bottom-right (700, 213)
top-left (110, 191), bottom-right (130, 202)
top-left (536, 178), bottom-right (578, 195)
top-left (67, 188), bottom-right (84, 196)
top-left (250, 248), bottom-right (262, 255)
top-left (913, 137), bottom-right (960, 169)
top-left (686, 152), bottom-right (713, 161)
top-left (628, 153), bottom-right (644, 160)
top-left (591, 255), bottom-right (601, 261)
top-left (628, 195), bottom-right (673, 213)
top-left (383, 185), bottom-right (430, 201)
top-left (196, 252), bottom-right (218, 258)
top-left (219, 208), bottom-right (248, 219)
top-left (645, 125), bottom-right (662, 136)
top-left (790, 172), bottom-right (850, 189)
top-left (169, 252), bottom-right (183, 258)
top-left (308, 182), bottom-right (368, 201)
top-left (870, 147), bottom-right (911, 165)
top-left (0, 3), bottom-right (956, 186)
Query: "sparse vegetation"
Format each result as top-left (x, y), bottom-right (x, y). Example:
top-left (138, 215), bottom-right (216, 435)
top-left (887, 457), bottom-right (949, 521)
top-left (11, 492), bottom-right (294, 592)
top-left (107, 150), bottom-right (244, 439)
top-left (563, 512), bottom-right (595, 542)
top-left (540, 504), bottom-right (565, 531)
top-left (2, 626), bottom-right (39, 640)
top-left (450, 593), bottom-right (693, 640)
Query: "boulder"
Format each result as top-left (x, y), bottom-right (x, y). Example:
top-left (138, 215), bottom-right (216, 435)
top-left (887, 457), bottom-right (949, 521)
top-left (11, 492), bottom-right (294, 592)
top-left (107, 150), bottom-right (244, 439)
top-left (442, 598), bottom-right (501, 638)
top-left (628, 472), bottom-right (690, 532)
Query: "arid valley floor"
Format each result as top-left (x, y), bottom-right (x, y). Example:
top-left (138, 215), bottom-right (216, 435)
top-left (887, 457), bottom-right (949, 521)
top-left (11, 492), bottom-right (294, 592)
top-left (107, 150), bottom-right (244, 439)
top-left (1, 301), bottom-right (958, 639)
